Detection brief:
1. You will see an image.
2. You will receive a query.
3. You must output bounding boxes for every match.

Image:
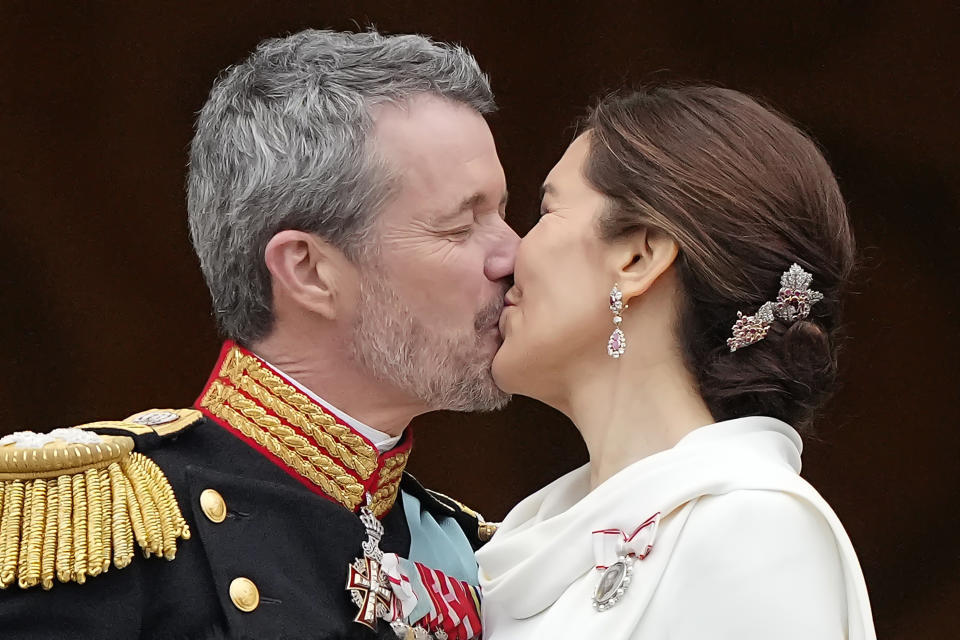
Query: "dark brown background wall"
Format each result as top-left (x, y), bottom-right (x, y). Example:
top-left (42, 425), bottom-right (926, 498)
top-left (2, 2), bottom-right (958, 637)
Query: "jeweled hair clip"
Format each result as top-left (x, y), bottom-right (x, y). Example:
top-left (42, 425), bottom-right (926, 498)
top-left (727, 263), bottom-right (824, 352)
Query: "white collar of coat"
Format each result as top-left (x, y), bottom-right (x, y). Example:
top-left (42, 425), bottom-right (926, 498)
top-left (476, 416), bottom-right (804, 622)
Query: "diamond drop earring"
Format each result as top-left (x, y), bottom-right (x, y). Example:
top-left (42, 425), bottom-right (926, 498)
top-left (607, 284), bottom-right (626, 358)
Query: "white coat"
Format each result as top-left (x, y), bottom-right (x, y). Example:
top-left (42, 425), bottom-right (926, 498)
top-left (477, 417), bottom-right (876, 639)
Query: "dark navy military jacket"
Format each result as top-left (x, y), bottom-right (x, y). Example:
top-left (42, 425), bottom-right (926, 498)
top-left (0, 343), bottom-right (489, 640)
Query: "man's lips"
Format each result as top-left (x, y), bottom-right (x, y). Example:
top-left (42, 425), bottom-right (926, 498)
top-left (498, 305), bottom-right (515, 336)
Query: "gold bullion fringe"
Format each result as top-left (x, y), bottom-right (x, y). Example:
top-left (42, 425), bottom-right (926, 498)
top-left (0, 453), bottom-right (190, 590)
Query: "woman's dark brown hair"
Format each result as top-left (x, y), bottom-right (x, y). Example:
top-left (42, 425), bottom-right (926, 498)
top-left (584, 85), bottom-right (855, 432)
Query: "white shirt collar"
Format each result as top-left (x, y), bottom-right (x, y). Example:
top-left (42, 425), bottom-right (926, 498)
top-left (261, 359), bottom-right (403, 453)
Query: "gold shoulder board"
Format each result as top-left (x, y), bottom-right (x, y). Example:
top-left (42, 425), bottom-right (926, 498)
top-left (75, 408), bottom-right (204, 438)
top-left (0, 420), bottom-right (191, 590)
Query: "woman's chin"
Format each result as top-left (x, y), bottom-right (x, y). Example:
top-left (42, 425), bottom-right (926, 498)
top-left (491, 347), bottom-right (525, 396)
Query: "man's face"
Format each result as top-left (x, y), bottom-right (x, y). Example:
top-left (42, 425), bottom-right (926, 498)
top-left (351, 95), bottom-right (519, 411)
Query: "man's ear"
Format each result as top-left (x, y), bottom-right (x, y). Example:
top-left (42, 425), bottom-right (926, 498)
top-left (611, 226), bottom-right (679, 305)
top-left (263, 230), bottom-right (352, 321)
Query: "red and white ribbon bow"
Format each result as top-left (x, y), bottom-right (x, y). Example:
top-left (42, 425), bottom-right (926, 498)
top-left (592, 512), bottom-right (661, 569)
top-left (381, 552), bottom-right (419, 618)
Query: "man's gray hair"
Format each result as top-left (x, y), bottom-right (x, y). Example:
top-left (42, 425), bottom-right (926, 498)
top-left (187, 29), bottom-right (496, 344)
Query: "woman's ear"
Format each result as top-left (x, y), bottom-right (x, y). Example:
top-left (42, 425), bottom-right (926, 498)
top-left (263, 230), bottom-right (351, 321)
top-left (613, 227), bottom-right (679, 305)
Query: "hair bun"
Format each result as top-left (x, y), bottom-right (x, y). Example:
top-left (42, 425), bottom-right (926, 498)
top-left (781, 319), bottom-right (836, 410)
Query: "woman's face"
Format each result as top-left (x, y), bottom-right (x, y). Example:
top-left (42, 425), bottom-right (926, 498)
top-left (493, 134), bottom-right (617, 399)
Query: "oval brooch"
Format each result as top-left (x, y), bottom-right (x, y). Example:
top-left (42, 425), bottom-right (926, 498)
top-left (592, 556), bottom-right (633, 611)
top-left (590, 512), bottom-right (661, 612)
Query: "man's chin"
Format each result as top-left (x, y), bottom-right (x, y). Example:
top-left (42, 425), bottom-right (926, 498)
top-left (484, 324), bottom-right (504, 346)
top-left (465, 337), bottom-right (513, 411)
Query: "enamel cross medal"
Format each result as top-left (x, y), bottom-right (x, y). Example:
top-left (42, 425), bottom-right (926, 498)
top-left (346, 495), bottom-right (394, 630)
top-left (345, 495), bottom-right (458, 640)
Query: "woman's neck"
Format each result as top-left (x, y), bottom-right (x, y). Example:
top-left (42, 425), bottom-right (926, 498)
top-left (562, 350), bottom-right (715, 490)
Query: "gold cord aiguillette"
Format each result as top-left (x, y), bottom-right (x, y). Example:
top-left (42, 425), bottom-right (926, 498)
top-left (0, 435), bottom-right (189, 590)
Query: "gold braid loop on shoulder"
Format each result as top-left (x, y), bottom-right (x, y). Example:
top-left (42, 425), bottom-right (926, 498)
top-left (0, 429), bottom-right (189, 590)
top-left (428, 489), bottom-right (500, 543)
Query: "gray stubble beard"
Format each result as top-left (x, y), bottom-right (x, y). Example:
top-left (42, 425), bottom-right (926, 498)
top-left (350, 265), bottom-right (511, 412)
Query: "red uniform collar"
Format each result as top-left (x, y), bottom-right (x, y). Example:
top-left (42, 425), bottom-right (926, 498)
top-left (195, 341), bottom-right (411, 517)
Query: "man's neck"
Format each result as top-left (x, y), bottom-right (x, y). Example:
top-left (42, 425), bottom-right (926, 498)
top-left (250, 333), bottom-right (426, 437)
top-left (263, 361), bottom-right (402, 452)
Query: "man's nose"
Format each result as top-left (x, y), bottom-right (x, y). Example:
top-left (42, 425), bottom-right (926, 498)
top-left (484, 218), bottom-right (521, 281)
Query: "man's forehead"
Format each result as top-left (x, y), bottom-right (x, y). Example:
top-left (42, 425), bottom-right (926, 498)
top-left (372, 95), bottom-right (491, 149)
top-left (370, 96), bottom-right (505, 223)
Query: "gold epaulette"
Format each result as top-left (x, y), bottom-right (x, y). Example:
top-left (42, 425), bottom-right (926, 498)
top-left (0, 409), bottom-right (199, 590)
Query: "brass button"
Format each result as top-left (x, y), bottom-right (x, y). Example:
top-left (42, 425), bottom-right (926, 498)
top-left (478, 521), bottom-right (499, 542)
top-left (229, 577), bottom-right (260, 612)
top-left (200, 489), bottom-right (227, 524)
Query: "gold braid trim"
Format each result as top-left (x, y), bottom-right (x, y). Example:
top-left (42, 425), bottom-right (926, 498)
top-left (380, 451), bottom-right (409, 477)
top-left (201, 382), bottom-right (363, 511)
top-left (376, 452), bottom-right (409, 492)
top-left (235, 373), bottom-right (376, 479)
top-left (370, 486), bottom-right (401, 518)
top-left (201, 380), bottom-right (365, 507)
top-left (369, 451), bottom-right (410, 518)
top-left (226, 385), bottom-right (360, 492)
top-left (0, 435), bottom-right (189, 590)
top-left (219, 348), bottom-right (378, 470)
top-left (202, 345), bottom-right (411, 516)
